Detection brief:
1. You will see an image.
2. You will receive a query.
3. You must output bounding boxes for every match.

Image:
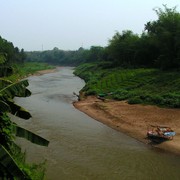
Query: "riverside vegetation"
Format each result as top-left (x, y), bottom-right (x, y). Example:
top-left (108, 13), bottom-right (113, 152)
top-left (0, 62), bottom-right (53, 179)
top-left (0, 4), bottom-right (180, 179)
top-left (0, 34), bottom-right (53, 179)
top-left (27, 5), bottom-right (180, 108)
top-left (74, 63), bottom-right (180, 108)
top-left (26, 6), bottom-right (180, 71)
top-left (27, 6), bottom-right (180, 109)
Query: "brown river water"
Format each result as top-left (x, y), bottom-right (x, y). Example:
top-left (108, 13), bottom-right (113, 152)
top-left (13, 67), bottom-right (180, 180)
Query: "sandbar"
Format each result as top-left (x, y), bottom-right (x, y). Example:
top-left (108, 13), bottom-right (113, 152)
top-left (73, 96), bottom-right (180, 155)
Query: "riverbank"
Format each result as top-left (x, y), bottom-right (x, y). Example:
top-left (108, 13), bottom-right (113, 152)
top-left (32, 68), bottom-right (58, 76)
top-left (73, 96), bottom-right (180, 155)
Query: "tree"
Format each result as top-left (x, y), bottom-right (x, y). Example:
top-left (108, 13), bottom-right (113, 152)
top-left (0, 36), bottom-right (26, 65)
top-left (145, 5), bottom-right (180, 69)
top-left (107, 30), bottom-right (139, 67)
top-left (134, 32), bottom-right (159, 67)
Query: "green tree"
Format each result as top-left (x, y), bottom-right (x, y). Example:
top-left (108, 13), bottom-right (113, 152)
top-left (85, 46), bottom-right (105, 62)
top-left (145, 5), bottom-right (180, 69)
top-left (0, 36), bottom-right (25, 64)
top-left (134, 32), bottom-right (159, 67)
top-left (107, 30), bottom-right (139, 67)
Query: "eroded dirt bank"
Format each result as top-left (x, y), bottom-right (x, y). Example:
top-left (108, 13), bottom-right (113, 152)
top-left (74, 96), bottom-right (180, 155)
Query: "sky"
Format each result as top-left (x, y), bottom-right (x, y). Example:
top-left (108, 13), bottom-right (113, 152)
top-left (0, 0), bottom-right (179, 51)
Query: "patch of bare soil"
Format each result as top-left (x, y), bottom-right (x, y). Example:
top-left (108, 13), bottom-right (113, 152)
top-left (32, 68), bottom-right (58, 76)
top-left (73, 96), bottom-right (180, 155)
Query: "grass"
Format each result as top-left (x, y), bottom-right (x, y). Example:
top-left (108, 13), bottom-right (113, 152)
top-left (6, 62), bottom-right (55, 82)
top-left (74, 63), bottom-right (180, 108)
top-left (11, 143), bottom-right (46, 179)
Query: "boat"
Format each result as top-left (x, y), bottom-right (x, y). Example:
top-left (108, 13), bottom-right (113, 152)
top-left (147, 125), bottom-right (176, 140)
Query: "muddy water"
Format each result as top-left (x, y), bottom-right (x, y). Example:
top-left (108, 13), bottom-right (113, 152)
top-left (13, 67), bottom-right (180, 180)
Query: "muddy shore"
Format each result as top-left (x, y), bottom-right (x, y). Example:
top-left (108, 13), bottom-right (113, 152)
top-left (73, 96), bottom-right (180, 155)
top-left (32, 68), bottom-right (58, 76)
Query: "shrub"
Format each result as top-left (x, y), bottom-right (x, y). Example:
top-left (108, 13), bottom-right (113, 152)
top-left (74, 63), bottom-right (180, 108)
top-left (85, 88), bottom-right (99, 95)
top-left (113, 89), bottom-right (129, 100)
top-left (151, 95), bottom-right (164, 104)
top-left (128, 96), bottom-right (143, 104)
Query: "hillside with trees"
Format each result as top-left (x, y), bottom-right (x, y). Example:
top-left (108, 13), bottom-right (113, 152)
top-left (0, 36), bottom-right (26, 76)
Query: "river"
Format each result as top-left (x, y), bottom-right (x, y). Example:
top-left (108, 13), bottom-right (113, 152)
top-left (13, 67), bottom-right (180, 180)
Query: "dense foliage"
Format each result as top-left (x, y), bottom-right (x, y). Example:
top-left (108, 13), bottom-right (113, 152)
top-left (0, 36), bottom-right (26, 64)
top-left (0, 36), bottom-right (50, 179)
top-left (26, 46), bottom-right (106, 66)
top-left (106, 5), bottom-right (180, 69)
top-left (25, 5), bottom-right (180, 109)
top-left (74, 63), bottom-right (180, 108)
top-left (0, 4), bottom-right (178, 177)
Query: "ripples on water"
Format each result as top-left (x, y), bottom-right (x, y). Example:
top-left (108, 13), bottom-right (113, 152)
top-left (14, 67), bottom-right (180, 180)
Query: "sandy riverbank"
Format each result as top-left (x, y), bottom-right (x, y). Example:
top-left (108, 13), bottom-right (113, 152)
top-left (73, 96), bottom-right (180, 155)
top-left (32, 68), bottom-right (58, 76)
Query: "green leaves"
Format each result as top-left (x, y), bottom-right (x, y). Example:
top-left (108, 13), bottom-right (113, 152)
top-left (0, 73), bottom-right (49, 177)
top-left (0, 78), bottom-right (12, 88)
top-left (0, 37), bottom-right (50, 178)
top-left (12, 125), bottom-right (49, 147)
top-left (0, 144), bottom-right (26, 178)
top-left (0, 100), bottom-right (10, 112)
top-left (0, 80), bottom-right (31, 99)
top-left (0, 79), bottom-right (32, 119)
top-left (0, 99), bottom-right (31, 119)
top-left (0, 53), bottom-right (7, 64)
top-left (107, 30), bottom-right (140, 66)
top-left (7, 100), bottom-right (32, 119)
top-left (145, 5), bottom-right (180, 69)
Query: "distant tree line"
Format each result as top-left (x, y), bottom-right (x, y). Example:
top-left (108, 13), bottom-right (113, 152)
top-left (26, 46), bottom-right (107, 66)
top-left (26, 5), bottom-right (180, 70)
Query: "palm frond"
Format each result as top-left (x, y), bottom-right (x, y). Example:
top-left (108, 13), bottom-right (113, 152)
top-left (0, 66), bottom-right (13, 77)
top-left (0, 144), bottom-right (26, 178)
top-left (7, 100), bottom-right (32, 119)
top-left (12, 124), bottom-right (49, 147)
top-left (0, 100), bottom-right (10, 112)
top-left (0, 78), bottom-right (12, 88)
top-left (0, 80), bottom-right (31, 99)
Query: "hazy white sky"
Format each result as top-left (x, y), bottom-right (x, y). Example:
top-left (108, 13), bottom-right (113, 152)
top-left (0, 0), bottom-right (179, 51)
